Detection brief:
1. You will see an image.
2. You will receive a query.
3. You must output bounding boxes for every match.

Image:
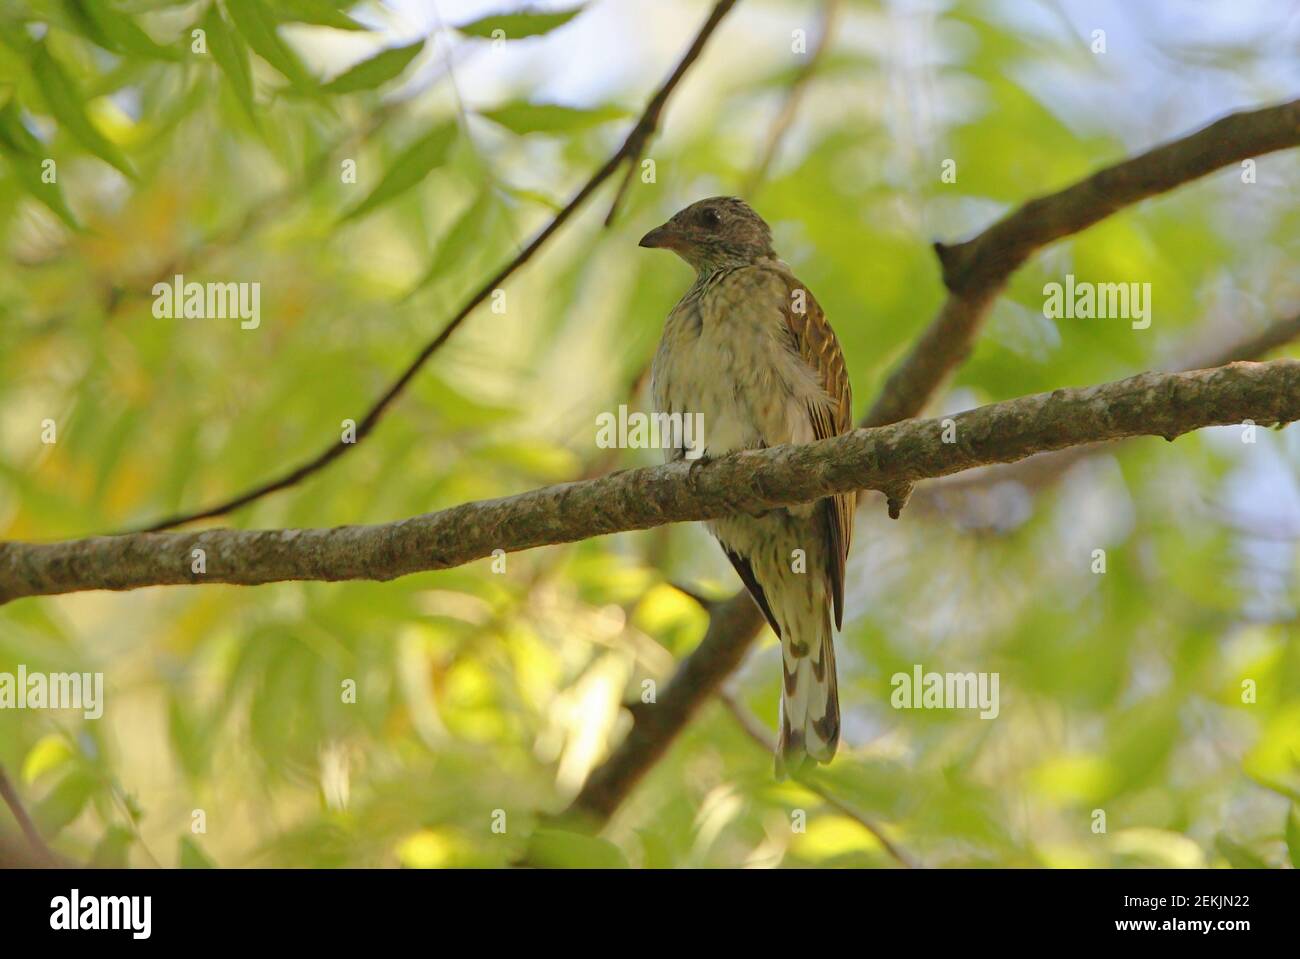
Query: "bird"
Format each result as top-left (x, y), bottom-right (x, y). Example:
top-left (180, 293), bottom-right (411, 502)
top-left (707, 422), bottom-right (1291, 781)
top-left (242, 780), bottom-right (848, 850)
top-left (640, 196), bottom-right (854, 777)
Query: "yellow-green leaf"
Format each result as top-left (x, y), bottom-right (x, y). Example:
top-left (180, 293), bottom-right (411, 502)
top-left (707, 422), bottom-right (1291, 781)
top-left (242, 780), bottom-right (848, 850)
top-left (30, 41), bottom-right (134, 178)
top-left (0, 137), bottom-right (82, 229)
top-left (456, 5), bottom-right (585, 40)
top-left (202, 4), bottom-right (257, 123)
top-left (67, 0), bottom-right (183, 60)
top-left (0, 97), bottom-right (42, 155)
top-left (525, 828), bottom-right (628, 868)
top-left (323, 39), bottom-right (423, 94)
top-left (480, 101), bottom-right (628, 135)
top-left (339, 122), bottom-right (456, 222)
top-left (1215, 833), bottom-right (1269, 869)
top-left (179, 836), bottom-right (217, 868)
top-left (21, 733), bottom-right (76, 784)
top-left (404, 188), bottom-right (494, 297)
top-left (273, 0), bottom-right (366, 31)
top-left (226, 0), bottom-right (315, 88)
top-left (34, 770), bottom-right (95, 837)
top-left (91, 825), bottom-right (134, 868)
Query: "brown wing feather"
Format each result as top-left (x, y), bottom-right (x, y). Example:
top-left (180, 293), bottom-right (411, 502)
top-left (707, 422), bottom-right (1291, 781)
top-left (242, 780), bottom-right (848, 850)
top-left (721, 545), bottom-right (782, 639)
top-left (777, 273), bottom-right (854, 629)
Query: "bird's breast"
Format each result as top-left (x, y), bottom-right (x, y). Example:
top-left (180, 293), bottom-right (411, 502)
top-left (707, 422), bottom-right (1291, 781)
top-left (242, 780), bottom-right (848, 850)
top-left (651, 277), bottom-right (819, 461)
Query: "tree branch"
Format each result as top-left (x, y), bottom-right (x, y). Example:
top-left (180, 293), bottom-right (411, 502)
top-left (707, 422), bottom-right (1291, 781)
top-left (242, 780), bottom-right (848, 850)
top-left (2, 360), bottom-right (1295, 605)
top-left (128, 0), bottom-right (741, 533)
top-left (870, 97), bottom-right (1300, 431)
top-left (932, 100), bottom-right (1300, 297)
top-left (567, 97), bottom-right (1300, 824)
top-left (914, 310), bottom-right (1300, 506)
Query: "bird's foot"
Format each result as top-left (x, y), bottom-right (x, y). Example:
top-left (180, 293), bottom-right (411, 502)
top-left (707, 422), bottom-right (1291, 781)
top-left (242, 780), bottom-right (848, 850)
top-left (683, 451), bottom-right (712, 487)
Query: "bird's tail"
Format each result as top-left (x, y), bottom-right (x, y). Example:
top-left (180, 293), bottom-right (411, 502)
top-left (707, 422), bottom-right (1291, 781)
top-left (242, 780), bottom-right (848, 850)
top-left (775, 609), bottom-right (839, 779)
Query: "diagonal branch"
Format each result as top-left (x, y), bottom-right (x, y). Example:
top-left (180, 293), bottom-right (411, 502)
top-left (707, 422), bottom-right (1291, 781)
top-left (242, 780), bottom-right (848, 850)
top-left (129, 0), bottom-right (741, 534)
top-left (870, 97), bottom-right (1300, 432)
top-left (741, 0), bottom-right (842, 197)
top-left (2, 360), bottom-right (1296, 605)
top-left (568, 96), bottom-right (1300, 824)
top-left (0, 765), bottom-right (56, 867)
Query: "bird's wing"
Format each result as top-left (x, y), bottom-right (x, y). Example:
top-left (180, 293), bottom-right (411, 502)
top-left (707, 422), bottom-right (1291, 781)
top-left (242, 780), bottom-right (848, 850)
top-left (773, 268), bottom-right (855, 630)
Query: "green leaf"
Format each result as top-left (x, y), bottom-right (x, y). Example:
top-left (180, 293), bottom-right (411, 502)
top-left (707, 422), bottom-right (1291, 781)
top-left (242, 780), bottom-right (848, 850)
top-left (479, 101), bottom-right (628, 135)
top-left (33, 770), bottom-right (95, 837)
top-left (403, 187), bottom-right (493, 297)
top-left (0, 22), bottom-right (35, 56)
top-left (1214, 833), bottom-right (1270, 869)
top-left (1286, 805), bottom-right (1300, 869)
top-left (91, 825), bottom-right (134, 868)
top-left (202, 4), bottom-right (257, 123)
top-left (226, 0), bottom-right (315, 88)
top-left (339, 122), bottom-right (456, 222)
top-left (29, 42), bottom-right (134, 178)
top-left (273, 0), bottom-right (366, 30)
top-left (0, 136), bottom-right (82, 229)
top-left (168, 696), bottom-right (213, 781)
top-left (52, 0), bottom-right (118, 50)
top-left (66, 0), bottom-right (183, 60)
top-left (636, 827), bottom-right (674, 868)
top-left (322, 39), bottom-right (423, 94)
top-left (1250, 776), bottom-right (1300, 804)
top-left (455, 5), bottom-right (585, 40)
top-left (498, 182), bottom-right (564, 212)
top-left (0, 97), bottom-right (43, 155)
top-left (525, 828), bottom-right (628, 868)
top-left (179, 835), bottom-right (217, 868)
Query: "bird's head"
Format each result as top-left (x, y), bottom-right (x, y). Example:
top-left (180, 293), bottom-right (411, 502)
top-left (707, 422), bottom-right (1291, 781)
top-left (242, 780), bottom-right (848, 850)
top-left (639, 196), bottom-right (776, 273)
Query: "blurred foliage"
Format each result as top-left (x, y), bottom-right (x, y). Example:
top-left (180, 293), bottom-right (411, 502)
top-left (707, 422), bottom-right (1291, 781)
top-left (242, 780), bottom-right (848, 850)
top-left (0, 0), bottom-right (1297, 869)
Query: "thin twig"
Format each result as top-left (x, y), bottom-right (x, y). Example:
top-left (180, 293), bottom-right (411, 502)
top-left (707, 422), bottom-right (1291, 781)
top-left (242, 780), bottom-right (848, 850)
top-left (0, 765), bottom-right (55, 866)
top-left (741, 0), bottom-right (842, 197)
top-left (602, 159), bottom-right (640, 227)
top-left (718, 691), bottom-right (917, 868)
top-left (129, 0), bottom-right (742, 533)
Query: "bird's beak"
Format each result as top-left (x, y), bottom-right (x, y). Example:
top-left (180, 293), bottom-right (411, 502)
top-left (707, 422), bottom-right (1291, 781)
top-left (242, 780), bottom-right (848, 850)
top-left (639, 223), bottom-right (680, 250)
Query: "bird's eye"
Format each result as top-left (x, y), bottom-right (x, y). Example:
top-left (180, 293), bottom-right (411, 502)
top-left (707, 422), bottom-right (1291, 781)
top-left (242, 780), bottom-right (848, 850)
top-left (701, 208), bottom-right (722, 228)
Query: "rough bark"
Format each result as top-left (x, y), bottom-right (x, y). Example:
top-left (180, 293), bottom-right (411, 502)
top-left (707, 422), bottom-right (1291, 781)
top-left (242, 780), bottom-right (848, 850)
top-left (2, 361), bottom-right (1295, 605)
